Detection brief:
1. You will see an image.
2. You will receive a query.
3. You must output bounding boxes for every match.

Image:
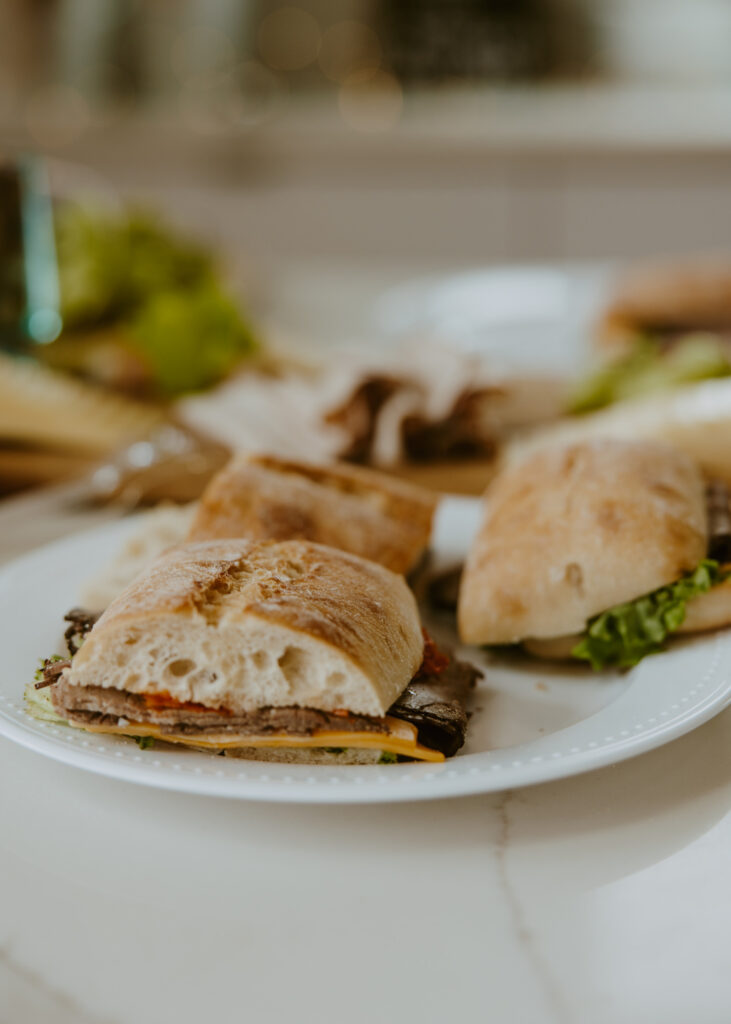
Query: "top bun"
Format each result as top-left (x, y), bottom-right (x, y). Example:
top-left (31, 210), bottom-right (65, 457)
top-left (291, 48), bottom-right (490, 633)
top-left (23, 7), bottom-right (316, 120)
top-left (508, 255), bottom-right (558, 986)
top-left (458, 439), bottom-right (708, 644)
top-left (67, 538), bottom-right (424, 717)
top-left (187, 453), bottom-right (436, 575)
top-left (599, 258), bottom-right (731, 349)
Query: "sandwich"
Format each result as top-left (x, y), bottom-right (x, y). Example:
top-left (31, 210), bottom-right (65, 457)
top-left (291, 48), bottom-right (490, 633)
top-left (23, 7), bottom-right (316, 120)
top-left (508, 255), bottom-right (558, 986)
top-left (79, 453), bottom-right (437, 614)
top-left (458, 439), bottom-right (731, 669)
top-left (322, 362), bottom-right (565, 494)
top-left (570, 259), bottom-right (731, 413)
top-left (599, 258), bottom-right (731, 353)
top-left (178, 340), bottom-right (566, 498)
top-left (187, 452), bottom-right (437, 576)
top-left (37, 538), bottom-right (478, 763)
top-left (504, 376), bottom-right (731, 489)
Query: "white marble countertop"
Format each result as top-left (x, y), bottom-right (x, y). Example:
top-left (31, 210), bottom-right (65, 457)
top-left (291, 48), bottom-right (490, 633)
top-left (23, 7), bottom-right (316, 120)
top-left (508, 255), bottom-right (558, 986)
top-left (0, 487), bottom-right (729, 1024)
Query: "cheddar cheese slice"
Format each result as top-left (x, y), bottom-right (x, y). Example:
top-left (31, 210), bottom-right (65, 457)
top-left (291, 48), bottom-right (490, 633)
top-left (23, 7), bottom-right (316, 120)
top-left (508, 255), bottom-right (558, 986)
top-left (79, 714), bottom-right (445, 762)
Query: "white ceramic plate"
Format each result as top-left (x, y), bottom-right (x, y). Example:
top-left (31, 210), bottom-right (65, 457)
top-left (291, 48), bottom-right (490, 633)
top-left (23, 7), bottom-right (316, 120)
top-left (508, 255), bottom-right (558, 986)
top-left (1, 498), bottom-right (730, 803)
top-left (372, 263), bottom-right (611, 373)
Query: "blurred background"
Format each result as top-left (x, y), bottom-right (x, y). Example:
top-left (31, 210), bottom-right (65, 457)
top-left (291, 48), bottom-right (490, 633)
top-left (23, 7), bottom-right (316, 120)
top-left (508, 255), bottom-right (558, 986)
top-left (3, 0), bottom-right (731, 272)
top-left (2, 0), bottom-right (731, 500)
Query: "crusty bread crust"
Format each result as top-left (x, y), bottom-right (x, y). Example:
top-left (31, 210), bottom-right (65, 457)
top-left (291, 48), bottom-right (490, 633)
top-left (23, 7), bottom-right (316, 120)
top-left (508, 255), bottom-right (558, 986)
top-left (504, 378), bottom-right (731, 489)
top-left (187, 453), bottom-right (436, 575)
top-left (67, 538), bottom-right (424, 717)
top-left (458, 439), bottom-right (708, 644)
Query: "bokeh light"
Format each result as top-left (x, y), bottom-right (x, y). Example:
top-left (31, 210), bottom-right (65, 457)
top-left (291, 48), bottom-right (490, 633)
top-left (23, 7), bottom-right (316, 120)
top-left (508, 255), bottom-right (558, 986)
top-left (0, 68), bottom-right (16, 122)
top-left (226, 61), bottom-right (284, 128)
top-left (179, 62), bottom-right (283, 134)
top-left (319, 20), bottom-right (382, 83)
top-left (25, 84), bottom-right (90, 148)
top-left (257, 6), bottom-right (321, 73)
top-left (170, 25), bottom-right (236, 80)
top-left (338, 69), bottom-right (403, 132)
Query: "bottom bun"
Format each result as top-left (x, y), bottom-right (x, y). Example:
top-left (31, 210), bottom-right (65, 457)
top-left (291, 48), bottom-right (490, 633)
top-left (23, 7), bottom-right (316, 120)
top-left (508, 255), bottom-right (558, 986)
top-left (522, 635), bottom-right (580, 660)
top-left (224, 746), bottom-right (383, 765)
top-left (677, 579), bottom-right (731, 634)
top-left (522, 580), bottom-right (731, 661)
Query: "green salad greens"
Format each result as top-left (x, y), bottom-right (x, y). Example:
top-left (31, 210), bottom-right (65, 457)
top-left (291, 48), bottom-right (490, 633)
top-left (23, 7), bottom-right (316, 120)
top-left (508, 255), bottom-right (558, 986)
top-left (50, 205), bottom-right (258, 396)
top-left (568, 335), bottom-right (731, 414)
top-left (56, 207), bottom-right (212, 329)
top-left (572, 559), bottom-right (726, 670)
top-left (129, 281), bottom-right (256, 397)
top-left (23, 680), bottom-right (67, 724)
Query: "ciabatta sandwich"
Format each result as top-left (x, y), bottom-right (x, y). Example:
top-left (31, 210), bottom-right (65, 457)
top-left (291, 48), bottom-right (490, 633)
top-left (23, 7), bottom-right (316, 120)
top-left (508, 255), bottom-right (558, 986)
top-left (187, 453), bottom-right (437, 576)
top-left (42, 538), bottom-right (477, 762)
top-left (570, 259), bottom-right (731, 413)
top-left (599, 258), bottom-right (731, 353)
top-left (458, 439), bottom-right (731, 669)
top-left (506, 376), bottom-right (731, 490)
top-left (80, 453), bottom-right (437, 614)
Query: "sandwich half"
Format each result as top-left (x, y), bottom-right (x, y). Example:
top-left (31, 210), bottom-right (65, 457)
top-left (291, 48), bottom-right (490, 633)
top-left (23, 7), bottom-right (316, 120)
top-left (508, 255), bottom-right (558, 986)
top-left (599, 258), bottom-right (731, 354)
top-left (458, 439), bottom-right (731, 669)
top-left (506, 377), bottom-right (731, 489)
top-left (41, 539), bottom-right (477, 762)
top-left (570, 259), bottom-right (731, 413)
top-left (187, 453), bottom-right (437, 576)
top-left (79, 453), bottom-right (437, 614)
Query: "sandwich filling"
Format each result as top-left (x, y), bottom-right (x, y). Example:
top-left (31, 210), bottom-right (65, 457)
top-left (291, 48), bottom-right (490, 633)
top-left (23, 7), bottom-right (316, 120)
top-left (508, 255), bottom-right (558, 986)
top-left (35, 627), bottom-right (479, 762)
top-left (569, 335), bottom-right (731, 414)
top-left (531, 481), bottom-right (731, 670)
top-left (569, 558), bottom-right (727, 670)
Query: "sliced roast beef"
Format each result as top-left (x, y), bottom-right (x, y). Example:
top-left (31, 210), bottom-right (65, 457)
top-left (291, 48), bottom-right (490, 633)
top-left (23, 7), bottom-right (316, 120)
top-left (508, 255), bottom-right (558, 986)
top-left (51, 681), bottom-right (383, 736)
top-left (50, 634), bottom-right (480, 756)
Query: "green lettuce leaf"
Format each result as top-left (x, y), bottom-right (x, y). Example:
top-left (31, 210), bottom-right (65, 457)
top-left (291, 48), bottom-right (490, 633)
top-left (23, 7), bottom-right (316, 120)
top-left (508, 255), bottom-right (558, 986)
top-left (56, 206), bottom-right (213, 329)
top-left (572, 559), bottom-right (727, 670)
top-left (133, 736), bottom-right (155, 750)
top-left (128, 281), bottom-right (258, 396)
top-left (23, 682), bottom-right (67, 724)
top-left (568, 335), bottom-right (731, 414)
top-left (54, 206), bottom-right (259, 396)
